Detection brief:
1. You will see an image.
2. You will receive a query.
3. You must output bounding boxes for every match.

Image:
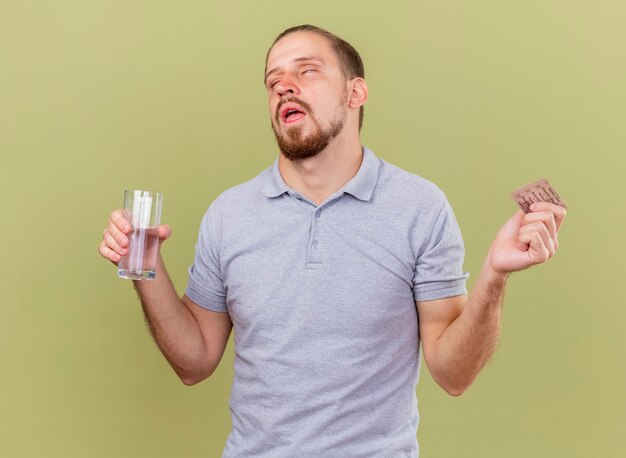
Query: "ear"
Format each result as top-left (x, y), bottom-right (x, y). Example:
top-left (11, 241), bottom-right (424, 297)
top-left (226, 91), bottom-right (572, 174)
top-left (348, 77), bottom-right (368, 109)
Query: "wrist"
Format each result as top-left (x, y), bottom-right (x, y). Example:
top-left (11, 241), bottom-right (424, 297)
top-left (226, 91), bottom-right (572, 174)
top-left (471, 249), bottom-right (510, 306)
top-left (481, 257), bottom-right (510, 285)
top-left (484, 243), bottom-right (511, 282)
top-left (466, 259), bottom-right (508, 314)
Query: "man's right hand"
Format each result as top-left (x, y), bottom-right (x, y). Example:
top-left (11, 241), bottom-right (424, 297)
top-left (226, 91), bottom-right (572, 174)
top-left (98, 209), bottom-right (172, 265)
top-left (98, 210), bottom-right (227, 385)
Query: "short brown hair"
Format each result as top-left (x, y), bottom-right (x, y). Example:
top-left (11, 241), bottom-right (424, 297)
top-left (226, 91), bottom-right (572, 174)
top-left (266, 24), bottom-right (365, 130)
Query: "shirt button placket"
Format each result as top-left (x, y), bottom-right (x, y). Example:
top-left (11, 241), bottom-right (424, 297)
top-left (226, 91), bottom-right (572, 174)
top-left (307, 208), bottom-right (322, 267)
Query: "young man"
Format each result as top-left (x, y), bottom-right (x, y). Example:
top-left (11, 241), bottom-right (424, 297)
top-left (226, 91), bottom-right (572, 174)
top-left (99, 25), bottom-right (566, 457)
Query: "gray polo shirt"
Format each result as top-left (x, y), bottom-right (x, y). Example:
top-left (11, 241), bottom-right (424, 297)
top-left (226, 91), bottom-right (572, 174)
top-left (186, 146), bottom-right (469, 458)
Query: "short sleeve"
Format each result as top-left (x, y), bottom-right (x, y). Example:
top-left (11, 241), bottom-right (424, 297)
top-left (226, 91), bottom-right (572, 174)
top-left (412, 198), bottom-right (470, 302)
top-left (185, 203), bottom-right (228, 312)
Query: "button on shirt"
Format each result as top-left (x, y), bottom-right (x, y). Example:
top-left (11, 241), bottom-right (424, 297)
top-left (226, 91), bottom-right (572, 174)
top-left (186, 146), bottom-right (469, 458)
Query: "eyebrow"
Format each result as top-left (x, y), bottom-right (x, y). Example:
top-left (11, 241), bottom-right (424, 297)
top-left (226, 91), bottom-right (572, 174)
top-left (264, 56), bottom-right (325, 85)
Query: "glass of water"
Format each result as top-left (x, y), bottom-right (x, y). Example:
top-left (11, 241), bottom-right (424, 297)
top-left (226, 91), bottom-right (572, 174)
top-left (117, 190), bottom-right (163, 280)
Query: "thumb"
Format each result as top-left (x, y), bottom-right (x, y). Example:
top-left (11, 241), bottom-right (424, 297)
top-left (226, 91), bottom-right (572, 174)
top-left (157, 224), bottom-right (172, 245)
top-left (495, 210), bottom-right (524, 240)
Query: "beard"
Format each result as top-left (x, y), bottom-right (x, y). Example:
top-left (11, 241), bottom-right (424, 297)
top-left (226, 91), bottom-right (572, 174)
top-left (271, 96), bottom-right (347, 162)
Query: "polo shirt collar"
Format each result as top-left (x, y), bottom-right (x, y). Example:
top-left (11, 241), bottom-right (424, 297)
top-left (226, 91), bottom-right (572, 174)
top-left (262, 146), bottom-right (381, 202)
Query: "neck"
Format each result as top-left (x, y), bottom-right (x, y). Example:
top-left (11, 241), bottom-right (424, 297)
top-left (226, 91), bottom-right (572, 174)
top-left (277, 133), bottom-right (363, 206)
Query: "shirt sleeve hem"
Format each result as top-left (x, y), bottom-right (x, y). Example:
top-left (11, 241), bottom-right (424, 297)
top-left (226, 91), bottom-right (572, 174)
top-left (413, 280), bottom-right (468, 302)
top-left (185, 282), bottom-right (228, 313)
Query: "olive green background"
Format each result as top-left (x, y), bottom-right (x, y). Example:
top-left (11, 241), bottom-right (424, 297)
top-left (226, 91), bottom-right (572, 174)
top-left (1, 1), bottom-right (624, 457)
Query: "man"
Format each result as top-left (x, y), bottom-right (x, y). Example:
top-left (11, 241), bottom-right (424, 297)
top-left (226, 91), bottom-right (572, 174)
top-left (99, 25), bottom-right (566, 457)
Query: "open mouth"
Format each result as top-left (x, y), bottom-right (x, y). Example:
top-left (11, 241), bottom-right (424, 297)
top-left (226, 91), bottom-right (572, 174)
top-left (280, 104), bottom-right (307, 125)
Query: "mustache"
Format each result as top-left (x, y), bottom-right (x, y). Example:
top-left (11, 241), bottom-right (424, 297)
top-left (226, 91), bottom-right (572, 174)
top-left (275, 96), bottom-right (314, 124)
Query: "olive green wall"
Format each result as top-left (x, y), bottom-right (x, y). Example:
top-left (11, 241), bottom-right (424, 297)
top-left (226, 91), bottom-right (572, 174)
top-left (1, 1), bottom-right (624, 457)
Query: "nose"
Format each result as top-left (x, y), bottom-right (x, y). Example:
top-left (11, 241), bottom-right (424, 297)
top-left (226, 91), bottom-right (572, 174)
top-left (274, 73), bottom-right (300, 97)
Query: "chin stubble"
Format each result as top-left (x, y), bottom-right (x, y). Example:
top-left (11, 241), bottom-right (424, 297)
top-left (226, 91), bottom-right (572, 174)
top-left (271, 96), bottom-right (347, 162)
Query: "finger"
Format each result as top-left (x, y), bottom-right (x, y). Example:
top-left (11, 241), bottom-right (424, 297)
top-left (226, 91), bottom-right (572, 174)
top-left (157, 224), bottom-right (172, 241)
top-left (108, 220), bottom-right (130, 249)
top-left (523, 211), bottom-right (557, 248)
top-left (530, 202), bottom-right (567, 232)
top-left (99, 241), bottom-right (121, 264)
top-left (104, 231), bottom-right (125, 256)
top-left (110, 209), bottom-right (132, 234)
top-left (519, 230), bottom-right (550, 264)
top-left (519, 221), bottom-right (556, 258)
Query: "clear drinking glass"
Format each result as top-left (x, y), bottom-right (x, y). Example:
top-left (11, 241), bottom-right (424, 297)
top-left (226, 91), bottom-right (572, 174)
top-left (117, 190), bottom-right (163, 280)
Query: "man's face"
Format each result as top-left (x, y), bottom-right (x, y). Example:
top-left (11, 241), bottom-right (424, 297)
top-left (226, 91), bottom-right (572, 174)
top-left (265, 32), bottom-right (350, 161)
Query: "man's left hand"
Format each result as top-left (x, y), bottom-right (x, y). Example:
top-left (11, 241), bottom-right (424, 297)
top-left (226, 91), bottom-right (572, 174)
top-left (488, 202), bottom-right (567, 274)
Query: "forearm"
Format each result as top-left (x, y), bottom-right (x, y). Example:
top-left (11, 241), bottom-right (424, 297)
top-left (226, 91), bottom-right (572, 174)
top-left (132, 253), bottom-right (209, 381)
top-left (430, 251), bottom-right (509, 395)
